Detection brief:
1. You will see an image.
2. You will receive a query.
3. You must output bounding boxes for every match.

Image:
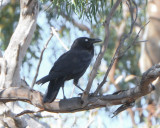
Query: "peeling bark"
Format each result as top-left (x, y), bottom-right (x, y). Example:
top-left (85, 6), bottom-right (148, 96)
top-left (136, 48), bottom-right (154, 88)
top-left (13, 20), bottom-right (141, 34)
top-left (2, 0), bottom-right (39, 88)
top-left (0, 0), bottom-right (41, 127)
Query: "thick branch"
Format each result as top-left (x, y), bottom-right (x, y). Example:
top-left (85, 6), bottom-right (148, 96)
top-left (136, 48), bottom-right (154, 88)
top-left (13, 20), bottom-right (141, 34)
top-left (0, 64), bottom-right (159, 114)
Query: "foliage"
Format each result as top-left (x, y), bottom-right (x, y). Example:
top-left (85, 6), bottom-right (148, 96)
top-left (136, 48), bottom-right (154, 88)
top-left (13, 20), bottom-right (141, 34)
top-left (41, 0), bottom-right (116, 22)
top-left (0, 1), bottom-right (19, 49)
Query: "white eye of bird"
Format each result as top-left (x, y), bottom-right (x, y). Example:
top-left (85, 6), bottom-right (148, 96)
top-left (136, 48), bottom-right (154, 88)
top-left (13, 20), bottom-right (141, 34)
top-left (85, 39), bottom-right (88, 42)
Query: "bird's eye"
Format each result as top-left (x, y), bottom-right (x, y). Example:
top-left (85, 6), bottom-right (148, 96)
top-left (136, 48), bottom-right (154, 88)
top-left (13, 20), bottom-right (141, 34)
top-left (85, 39), bottom-right (88, 42)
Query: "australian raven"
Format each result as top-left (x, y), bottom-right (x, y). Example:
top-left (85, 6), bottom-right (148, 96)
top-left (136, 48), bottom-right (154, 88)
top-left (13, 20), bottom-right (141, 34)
top-left (36, 37), bottom-right (102, 103)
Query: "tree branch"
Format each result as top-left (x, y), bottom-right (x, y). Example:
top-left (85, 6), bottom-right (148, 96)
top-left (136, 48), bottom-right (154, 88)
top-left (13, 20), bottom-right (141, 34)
top-left (31, 27), bottom-right (54, 88)
top-left (0, 64), bottom-right (159, 115)
top-left (94, 0), bottom-right (138, 95)
top-left (62, 13), bottom-right (93, 36)
top-left (82, 0), bottom-right (122, 105)
top-left (51, 27), bottom-right (69, 51)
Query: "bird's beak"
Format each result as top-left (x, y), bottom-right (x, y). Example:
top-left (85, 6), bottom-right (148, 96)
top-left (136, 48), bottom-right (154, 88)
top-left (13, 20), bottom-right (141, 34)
top-left (90, 38), bottom-right (102, 43)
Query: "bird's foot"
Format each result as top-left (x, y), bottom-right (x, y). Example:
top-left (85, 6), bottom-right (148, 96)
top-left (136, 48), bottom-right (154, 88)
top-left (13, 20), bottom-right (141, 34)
top-left (78, 93), bottom-right (83, 96)
top-left (63, 96), bottom-right (67, 100)
top-left (75, 84), bottom-right (84, 92)
top-left (78, 92), bottom-right (94, 97)
top-left (112, 90), bottom-right (125, 95)
top-left (88, 93), bottom-right (94, 97)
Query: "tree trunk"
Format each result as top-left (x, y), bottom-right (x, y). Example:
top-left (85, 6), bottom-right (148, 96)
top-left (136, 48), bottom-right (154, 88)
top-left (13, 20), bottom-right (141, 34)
top-left (139, 0), bottom-right (160, 104)
top-left (0, 0), bottom-right (48, 127)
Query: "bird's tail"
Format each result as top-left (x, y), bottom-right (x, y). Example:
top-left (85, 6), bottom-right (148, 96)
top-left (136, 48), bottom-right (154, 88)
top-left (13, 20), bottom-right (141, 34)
top-left (43, 80), bottom-right (61, 103)
top-left (36, 75), bottom-right (53, 85)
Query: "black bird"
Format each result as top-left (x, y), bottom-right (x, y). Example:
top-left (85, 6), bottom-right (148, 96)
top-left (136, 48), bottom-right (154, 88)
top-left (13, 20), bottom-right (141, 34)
top-left (36, 37), bottom-right (102, 103)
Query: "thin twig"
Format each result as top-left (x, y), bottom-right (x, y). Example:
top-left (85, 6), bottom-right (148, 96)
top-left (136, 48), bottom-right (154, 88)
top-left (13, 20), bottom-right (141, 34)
top-left (85, 110), bottom-right (94, 128)
top-left (118, 21), bottom-right (149, 57)
top-left (136, 40), bottom-right (148, 43)
top-left (16, 110), bottom-right (36, 117)
top-left (31, 29), bottom-right (54, 88)
top-left (62, 13), bottom-right (93, 36)
top-left (51, 27), bottom-right (69, 51)
top-left (44, 2), bottom-right (53, 12)
top-left (31, 27), bottom-right (69, 88)
top-left (16, 109), bottom-right (43, 117)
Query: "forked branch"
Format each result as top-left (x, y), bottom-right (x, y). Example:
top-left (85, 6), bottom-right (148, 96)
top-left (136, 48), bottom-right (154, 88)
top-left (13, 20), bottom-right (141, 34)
top-left (83, 0), bottom-right (123, 103)
top-left (94, 0), bottom-right (145, 95)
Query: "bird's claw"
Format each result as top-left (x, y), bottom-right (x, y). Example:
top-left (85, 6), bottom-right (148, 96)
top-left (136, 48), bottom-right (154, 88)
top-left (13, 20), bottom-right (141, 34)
top-left (63, 96), bottom-right (67, 100)
top-left (78, 92), bottom-right (94, 97)
top-left (88, 93), bottom-right (94, 97)
top-left (78, 93), bottom-right (83, 96)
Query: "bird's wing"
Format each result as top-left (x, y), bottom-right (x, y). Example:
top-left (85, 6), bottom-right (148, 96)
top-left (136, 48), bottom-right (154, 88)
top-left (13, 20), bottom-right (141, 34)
top-left (49, 49), bottom-right (93, 78)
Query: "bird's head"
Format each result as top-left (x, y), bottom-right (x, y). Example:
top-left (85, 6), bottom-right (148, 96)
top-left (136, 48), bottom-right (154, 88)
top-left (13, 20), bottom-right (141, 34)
top-left (71, 37), bottom-right (102, 50)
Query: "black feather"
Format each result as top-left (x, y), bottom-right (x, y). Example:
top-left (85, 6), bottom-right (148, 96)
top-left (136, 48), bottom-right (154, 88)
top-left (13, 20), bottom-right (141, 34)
top-left (36, 37), bottom-right (102, 103)
top-left (43, 80), bottom-right (61, 103)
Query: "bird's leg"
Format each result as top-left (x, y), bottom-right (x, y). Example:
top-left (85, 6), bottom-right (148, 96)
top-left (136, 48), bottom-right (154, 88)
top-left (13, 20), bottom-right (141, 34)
top-left (75, 84), bottom-right (84, 91)
top-left (62, 85), bottom-right (66, 99)
top-left (73, 79), bottom-right (84, 92)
